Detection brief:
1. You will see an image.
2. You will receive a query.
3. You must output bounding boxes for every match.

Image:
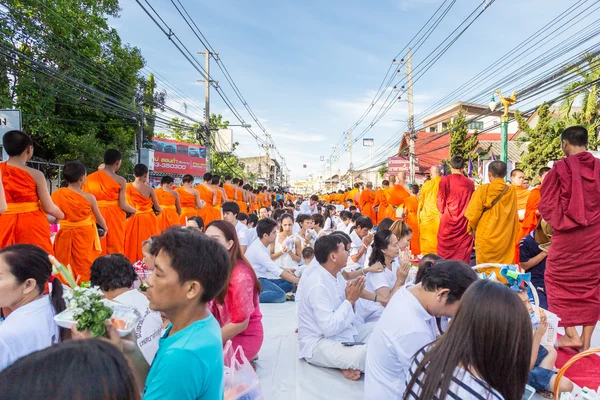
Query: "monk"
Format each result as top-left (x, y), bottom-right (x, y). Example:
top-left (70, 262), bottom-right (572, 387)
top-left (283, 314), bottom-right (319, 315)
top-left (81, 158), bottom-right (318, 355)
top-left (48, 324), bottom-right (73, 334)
top-left (437, 155), bottom-right (475, 263)
top-left (52, 161), bottom-right (107, 282)
top-left (211, 175), bottom-right (227, 218)
top-left (177, 174), bottom-right (204, 224)
top-left (511, 168), bottom-right (530, 224)
top-left (0, 170), bottom-right (6, 214)
top-left (404, 185), bottom-right (421, 255)
top-left (418, 166), bottom-right (441, 255)
top-left (233, 178), bottom-right (246, 213)
top-left (223, 175), bottom-right (237, 203)
top-left (386, 174), bottom-right (410, 220)
top-left (0, 130), bottom-right (63, 254)
top-left (83, 149), bottom-right (136, 255)
top-left (346, 183), bottom-right (360, 204)
top-left (124, 164), bottom-right (161, 263)
top-left (195, 172), bottom-right (219, 225)
top-left (465, 161), bottom-right (519, 264)
top-left (373, 180), bottom-right (389, 225)
top-left (539, 126), bottom-right (600, 351)
top-left (359, 182), bottom-right (376, 225)
top-left (156, 176), bottom-right (181, 231)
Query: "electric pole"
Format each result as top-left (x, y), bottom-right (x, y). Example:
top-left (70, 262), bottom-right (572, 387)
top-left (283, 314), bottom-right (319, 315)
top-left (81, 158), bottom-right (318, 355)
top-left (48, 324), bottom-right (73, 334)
top-left (348, 129), bottom-right (353, 187)
top-left (198, 50), bottom-right (218, 172)
top-left (407, 49), bottom-right (416, 184)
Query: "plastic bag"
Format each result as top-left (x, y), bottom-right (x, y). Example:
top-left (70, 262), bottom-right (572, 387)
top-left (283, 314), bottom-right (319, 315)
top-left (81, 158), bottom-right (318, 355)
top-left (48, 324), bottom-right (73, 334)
top-left (223, 341), bottom-right (263, 400)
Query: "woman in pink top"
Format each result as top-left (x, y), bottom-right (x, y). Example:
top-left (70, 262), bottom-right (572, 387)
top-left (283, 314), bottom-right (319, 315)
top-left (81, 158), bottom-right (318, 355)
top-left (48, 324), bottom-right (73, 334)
top-left (205, 220), bottom-right (263, 361)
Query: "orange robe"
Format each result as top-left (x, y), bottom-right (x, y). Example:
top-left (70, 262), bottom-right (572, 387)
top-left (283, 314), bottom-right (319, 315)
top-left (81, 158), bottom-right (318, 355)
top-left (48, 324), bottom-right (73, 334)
top-left (465, 179), bottom-right (519, 265)
top-left (124, 184), bottom-right (159, 263)
top-left (235, 188), bottom-right (246, 213)
top-left (335, 193), bottom-right (344, 205)
top-left (156, 188), bottom-right (180, 231)
top-left (83, 170), bottom-right (126, 255)
top-left (515, 187), bottom-right (542, 263)
top-left (386, 184), bottom-right (409, 220)
top-left (176, 188), bottom-right (198, 225)
top-left (0, 163), bottom-right (53, 254)
top-left (223, 184), bottom-right (236, 203)
top-left (373, 189), bottom-right (388, 225)
top-left (214, 189), bottom-right (223, 219)
top-left (418, 177), bottom-right (441, 255)
top-left (195, 184), bottom-right (219, 225)
top-left (52, 188), bottom-right (101, 282)
top-left (359, 189), bottom-right (376, 225)
top-left (404, 195), bottom-right (421, 255)
top-left (257, 193), bottom-right (265, 208)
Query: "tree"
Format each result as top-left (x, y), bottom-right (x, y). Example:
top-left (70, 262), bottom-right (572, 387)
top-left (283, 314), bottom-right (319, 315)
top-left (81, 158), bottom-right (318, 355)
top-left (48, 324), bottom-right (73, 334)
top-left (448, 110), bottom-right (479, 160)
top-left (378, 164), bottom-right (388, 178)
top-left (138, 73), bottom-right (166, 147)
top-left (515, 104), bottom-right (565, 182)
top-left (209, 114), bottom-right (246, 178)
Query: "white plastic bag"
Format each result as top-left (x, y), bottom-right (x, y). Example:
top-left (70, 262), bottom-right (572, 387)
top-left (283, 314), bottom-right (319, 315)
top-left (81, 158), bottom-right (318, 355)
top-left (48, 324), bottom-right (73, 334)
top-left (539, 308), bottom-right (560, 347)
top-left (223, 341), bottom-right (263, 400)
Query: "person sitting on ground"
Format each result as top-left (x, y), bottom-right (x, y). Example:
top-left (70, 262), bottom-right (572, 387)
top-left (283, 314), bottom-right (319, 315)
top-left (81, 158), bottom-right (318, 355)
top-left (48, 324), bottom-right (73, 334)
top-left (185, 216), bottom-right (204, 232)
top-left (311, 214), bottom-right (327, 239)
top-left (355, 230), bottom-right (411, 323)
top-left (271, 213), bottom-right (302, 272)
top-left (0, 244), bottom-right (67, 371)
top-left (297, 235), bottom-right (375, 381)
top-left (246, 218), bottom-right (300, 303)
top-left (414, 254), bottom-right (444, 285)
top-left (236, 212), bottom-right (249, 226)
top-left (365, 260), bottom-right (477, 398)
top-left (222, 202), bottom-right (250, 253)
top-left (404, 280), bottom-right (532, 400)
top-left (363, 217), bottom-right (402, 268)
top-left (296, 214), bottom-right (316, 251)
top-left (0, 339), bottom-right (140, 400)
top-left (519, 219), bottom-right (551, 309)
top-left (205, 221), bottom-right (263, 362)
top-left (377, 217), bottom-right (395, 231)
top-left (336, 210), bottom-right (353, 234)
top-left (349, 205), bottom-right (358, 214)
top-left (90, 254), bottom-right (163, 364)
top-left (346, 216), bottom-right (374, 271)
top-left (390, 220), bottom-right (413, 253)
top-left (514, 287), bottom-right (574, 396)
top-left (302, 247), bottom-right (315, 266)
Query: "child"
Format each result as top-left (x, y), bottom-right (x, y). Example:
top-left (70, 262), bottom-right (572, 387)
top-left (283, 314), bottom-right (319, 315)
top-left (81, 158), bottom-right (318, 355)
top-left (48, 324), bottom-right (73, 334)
top-left (515, 288), bottom-right (573, 396)
top-left (519, 219), bottom-right (551, 309)
top-left (336, 210), bottom-right (352, 234)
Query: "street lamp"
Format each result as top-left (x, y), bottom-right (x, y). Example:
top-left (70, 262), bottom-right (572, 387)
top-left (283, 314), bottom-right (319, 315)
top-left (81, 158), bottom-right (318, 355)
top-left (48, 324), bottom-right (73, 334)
top-left (489, 90), bottom-right (517, 164)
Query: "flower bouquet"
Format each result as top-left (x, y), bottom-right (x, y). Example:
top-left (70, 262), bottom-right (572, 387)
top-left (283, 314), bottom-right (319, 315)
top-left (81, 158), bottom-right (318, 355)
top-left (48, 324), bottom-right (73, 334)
top-left (60, 286), bottom-right (113, 337)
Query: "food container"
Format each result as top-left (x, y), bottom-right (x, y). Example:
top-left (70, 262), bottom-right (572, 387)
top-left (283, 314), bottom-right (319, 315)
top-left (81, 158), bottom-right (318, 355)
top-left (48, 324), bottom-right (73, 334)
top-left (54, 299), bottom-right (141, 337)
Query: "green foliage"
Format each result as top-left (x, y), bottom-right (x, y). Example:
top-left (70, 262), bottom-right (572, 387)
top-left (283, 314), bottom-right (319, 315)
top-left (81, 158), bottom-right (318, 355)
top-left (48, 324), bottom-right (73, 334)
top-left (377, 164), bottom-right (388, 178)
top-left (449, 110), bottom-right (479, 160)
top-left (515, 104), bottom-right (565, 182)
top-left (0, 0), bottom-right (148, 175)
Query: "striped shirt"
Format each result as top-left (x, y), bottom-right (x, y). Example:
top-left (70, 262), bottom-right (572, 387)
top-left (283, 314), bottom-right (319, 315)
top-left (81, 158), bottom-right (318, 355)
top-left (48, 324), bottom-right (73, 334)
top-left (405, 350), bottom-right (504, 400)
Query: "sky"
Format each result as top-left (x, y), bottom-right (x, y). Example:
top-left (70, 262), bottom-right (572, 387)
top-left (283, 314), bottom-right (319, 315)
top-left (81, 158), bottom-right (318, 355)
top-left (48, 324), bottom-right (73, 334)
top-left (111, 0), bottom-right (595, 181)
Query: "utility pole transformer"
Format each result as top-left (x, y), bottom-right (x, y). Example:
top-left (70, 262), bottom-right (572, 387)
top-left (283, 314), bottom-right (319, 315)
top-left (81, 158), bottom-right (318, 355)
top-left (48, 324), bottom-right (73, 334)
top-left (198, 50), bottom-right (218, 172)
top-left (407, 49), bottom-right (416, 184)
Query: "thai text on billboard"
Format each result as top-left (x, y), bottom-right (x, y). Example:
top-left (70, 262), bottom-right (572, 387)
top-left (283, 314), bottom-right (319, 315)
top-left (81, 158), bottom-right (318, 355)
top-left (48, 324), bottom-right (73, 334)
top-left (152, 137), bottom-right (206, 175)
top-left (387, 156), bottom-right (410, 174)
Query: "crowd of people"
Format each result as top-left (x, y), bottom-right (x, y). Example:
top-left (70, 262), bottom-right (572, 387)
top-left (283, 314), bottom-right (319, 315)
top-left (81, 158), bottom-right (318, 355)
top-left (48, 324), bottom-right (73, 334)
top-left (0, 125), bottom-right (598, 399)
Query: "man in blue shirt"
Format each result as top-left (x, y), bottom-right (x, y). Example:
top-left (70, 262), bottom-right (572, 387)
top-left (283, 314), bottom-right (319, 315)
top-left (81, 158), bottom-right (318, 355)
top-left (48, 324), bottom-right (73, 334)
top-left (519, 219), bottom-right (551, 309)
top-left (103, 227), bottom-right (230, 399)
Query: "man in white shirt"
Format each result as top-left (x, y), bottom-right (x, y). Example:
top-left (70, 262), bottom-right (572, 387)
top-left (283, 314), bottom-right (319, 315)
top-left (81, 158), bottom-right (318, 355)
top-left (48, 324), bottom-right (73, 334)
top-left (364, 260), bottom-right (477, 399)
top-left (222, 202), bottom-right (250, 253)
top-left (297, 234), bottom-right (374, 381)
top-left (299, 195), bottom-right (319, 215)
top-left (246, 218), bottom-right (300, 303)
top-left (346, 216), bottom-right (374, 271)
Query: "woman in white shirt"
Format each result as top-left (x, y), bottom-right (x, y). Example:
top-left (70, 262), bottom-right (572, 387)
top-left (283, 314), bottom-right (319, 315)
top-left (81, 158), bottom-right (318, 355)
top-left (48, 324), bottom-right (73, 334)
top-left (0, 244), bottom-right (66, 371)
top-left (270, 213), bottom-right (301, 270)
top-left (90, 253), bottom-right (163, 364)
top-left (404, 280), bottom-right (532, 400)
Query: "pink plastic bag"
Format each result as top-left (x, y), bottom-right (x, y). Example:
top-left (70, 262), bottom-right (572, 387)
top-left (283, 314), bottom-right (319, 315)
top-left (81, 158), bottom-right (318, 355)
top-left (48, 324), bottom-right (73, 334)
top-left (223, 341), bottom-right (263, 400)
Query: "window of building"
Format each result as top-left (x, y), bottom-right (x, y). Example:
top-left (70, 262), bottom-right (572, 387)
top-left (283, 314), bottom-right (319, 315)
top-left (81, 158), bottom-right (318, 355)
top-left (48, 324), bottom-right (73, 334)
top-left (428, 126), bottom-right (436, 132)
top-left (441, 122), bottom-right (448, 131)
top-left (468, 121), bottom-right (484, 130)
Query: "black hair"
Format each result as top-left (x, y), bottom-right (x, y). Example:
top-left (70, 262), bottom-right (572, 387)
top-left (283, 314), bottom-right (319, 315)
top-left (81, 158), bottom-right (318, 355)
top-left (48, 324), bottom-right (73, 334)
top-left (415, 254), bottom-right (444, 284)
top-left (0, 245), bottom-right (67, 341)
top-left (236, 212), bottom-right (249, 223)
top-left (2, 130), bottom-right (33, 156)
top-left (314, 234), bottom-right (345, 264)
top-left (248, 213), bottom-right (259, 226)
top-left (340, 210), bottom-right (352, 221)
top-left (256, 218), bottom-right (278, 239)
top-left (377, 218), bottom-right (394, 231)
top-left (160, 176), bottom-right (174, 185)
top-left (232, 178), bottom-right (240, 184)
top-left (562, 125), bottom-right (588, 147)
top-left (211, 175), bottom-right (220, 185)
top-left (382, 180), bottom-right (389, 186)
top-left (420, 260), bottom-right (477, 304)
top-left (346, 199), bottom-right (354, 204)
top-left (349, 205), bottom-right (357, 212)
top-left (203, 172), bottom-right (213, 181)
top-left (222, 201), bottom-right (240, 215)
top-left (103, 149), bottom-right (122, 166)
top-left (0, 339), bottom-right (140, 400)
top-left (330, 231), bottom-right (351, 246)
top-left (450, 155), bottom-right (465, 169)
top-left (63, 161), bottom-right (87, 183)
top-left (312, 213), bottom-right (324, 228)
top-left (355, 215), bottom-right (373, 230)
top-left (224, 175), bottom-right (232, 181)
top-left (90, 254), bottom-right (137, 292)
top-left (187, 216), bottom-right (204, 230)
top-left (133, 163), bottom-right (148, 177)
top-left (296, 214), bottom-right (312, 225)
top-left (272, 208), bottom-right (286, 222)
top-left (302, 246), bottom-right (315, 260)
top-left (488, 161), bottom-right (507, 178)
top-left (182, 174), bottom-right (194, 184)
top-left (310, 195), bottom-right (319, 202)
top-left (150, 227), bottom-right (229, 303)
top-left (410, 185), bottom-right (419, 195)
top-left (538, 167), bottom-right (551, 177)
top-left (279, 213), bottom-right (294, 224)
top-left (368, 229), bottom-right (395, 266)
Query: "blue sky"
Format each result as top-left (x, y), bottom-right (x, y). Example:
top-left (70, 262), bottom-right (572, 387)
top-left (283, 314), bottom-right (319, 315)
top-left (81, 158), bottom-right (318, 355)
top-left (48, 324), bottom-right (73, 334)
top-left (112, 0), bottom-right (593, 181)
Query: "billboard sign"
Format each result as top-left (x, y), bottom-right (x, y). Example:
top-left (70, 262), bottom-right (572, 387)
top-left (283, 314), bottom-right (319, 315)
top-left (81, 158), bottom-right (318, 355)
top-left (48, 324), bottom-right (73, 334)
top-left (215, 129), bottom-right (233, 153)
top-left (387, 156), bottom-right (410, 175)
top-left (363, 138), bottom-right (374, 147)
top-left (0, 109), bottom-right (22, 161)
top-left (152, 137), bottom-right (206, 176)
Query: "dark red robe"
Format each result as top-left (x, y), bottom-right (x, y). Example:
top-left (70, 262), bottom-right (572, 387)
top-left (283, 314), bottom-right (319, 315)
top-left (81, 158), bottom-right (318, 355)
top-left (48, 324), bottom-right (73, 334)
top-left (539, 152), bottom-right (600, 327)
top-left (436, 174), bottom-right (475, 263)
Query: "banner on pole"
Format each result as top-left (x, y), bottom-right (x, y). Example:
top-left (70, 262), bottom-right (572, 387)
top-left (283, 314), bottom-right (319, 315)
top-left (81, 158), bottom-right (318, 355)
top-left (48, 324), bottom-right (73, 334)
top-left (363, 138), bottom-right (374, 147)
top-left (152, 137), bottom-right (206, 176)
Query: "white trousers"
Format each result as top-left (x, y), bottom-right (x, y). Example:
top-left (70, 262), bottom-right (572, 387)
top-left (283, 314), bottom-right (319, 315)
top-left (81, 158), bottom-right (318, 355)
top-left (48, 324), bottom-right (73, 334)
top-left (305, 322), bottom-right (376, 372)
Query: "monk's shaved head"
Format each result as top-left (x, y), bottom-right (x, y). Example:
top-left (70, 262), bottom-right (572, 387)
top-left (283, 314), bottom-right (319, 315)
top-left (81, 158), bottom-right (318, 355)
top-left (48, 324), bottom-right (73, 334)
top-left (430, 166), bottom-right (440, 177)
top-left (367, 182), bottom-right (373, 189)
top-left (489, 161), bottom-right (507, 179)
